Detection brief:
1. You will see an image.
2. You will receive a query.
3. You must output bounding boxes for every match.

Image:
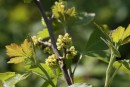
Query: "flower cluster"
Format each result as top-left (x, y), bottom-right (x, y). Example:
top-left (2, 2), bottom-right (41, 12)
top-left (56, 33), bottom-right (72, 50)
top-left (32, 36), bottom-right (42, 45)
top-left (45, 54), bottom-right (58, 68)
top-left (57, 33), bottom-right (77, 59)
top-left (66, 46), bottom-right (77, 59)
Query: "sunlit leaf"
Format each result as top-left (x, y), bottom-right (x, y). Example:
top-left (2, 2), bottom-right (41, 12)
top-left (121, 37), bottom-right (130, 45)
top-left (6, 39), bottom-right (33, 64)
top-left (37, 28), bottom-right (49, 39)
top-left (68, 83), bottom-right (92, 87)
top-left (113, 60), bottom-right (130, 74)
top-left (111, 26), bottom-right (124, 43)
top-left (3, 72), bottom-right (31, 87)
top-left (122, 24), bottom-right (130, 40)
top-left (0, 72), bottom-right (15, 82)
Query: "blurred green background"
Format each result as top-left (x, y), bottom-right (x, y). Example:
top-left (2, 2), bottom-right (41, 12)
top-left (1, 0), bottom-right (130, 87)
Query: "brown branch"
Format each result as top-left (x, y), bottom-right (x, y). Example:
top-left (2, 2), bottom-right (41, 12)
top-left (34, 0), bottom-right (72, 85)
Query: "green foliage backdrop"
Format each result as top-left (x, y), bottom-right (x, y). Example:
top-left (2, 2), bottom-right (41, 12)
top-left (1, 0), bottom-right (130, 87)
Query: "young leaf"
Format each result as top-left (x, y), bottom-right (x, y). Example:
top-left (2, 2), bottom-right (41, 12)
top-left (6, 39), bottom-right (33, 64)
top-left (25, 63), bottom-right (55, 77)
top-left (37, 28), bottom-right (49, 39)
top-left (122, 24), bottom-right (130, 41)
top-left (113, 60), bottom-right (130, 74)
top-left (111, 26), bottom-right (124, 43)
top-left (3, 72), bottom-right (31, 87)
top-left (68, 83), bottom-right (92, 87)
top-left (0, 72), bottom-right (15, 82)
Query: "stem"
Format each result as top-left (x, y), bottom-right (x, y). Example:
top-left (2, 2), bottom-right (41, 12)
top-left (105, 51), bottom-right (116, 87)
top-left (72, 54), bottom-right (83, 74)
top-left (38, 63), bottom-right (56, 87)
top-left (69, 67), bottom-right (74, 83)
top-left (34, 0), bottom-right (72, 85)
top-left (108, 62), bottom-right (122, 87)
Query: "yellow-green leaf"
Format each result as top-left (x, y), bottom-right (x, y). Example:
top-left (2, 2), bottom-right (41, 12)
top-left (7, 57), bottom-right (25, 64)
top-left (122, 24), bottom-right (130, 40)
top-left (113, 61), bottom-right (130, 74)
top-left (0, 72), bottom-right (15, 82)
top-left (111, 26), bottom-right (124, 43)
top-left (121, 37), bottom-right (130, 45)
top-left (37, 28), bottom-right (49, 39)
top-left (6, 39), bottom-right (33, 64)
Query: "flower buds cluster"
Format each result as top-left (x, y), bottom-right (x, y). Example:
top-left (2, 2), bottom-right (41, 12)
top-left (45, 54), bottom-right (58, 68)
top-left (66, 46), bottom-right (77, 59)
top-left (32, 36), bottom-right (42, 45)
top-left (56, 33), bottom-right (72, 50)
top-left (57, 33), bottom-right (77, 59)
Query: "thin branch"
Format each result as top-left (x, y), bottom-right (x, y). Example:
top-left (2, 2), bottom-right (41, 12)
top-left (34, 0), bottom-right (72, 85)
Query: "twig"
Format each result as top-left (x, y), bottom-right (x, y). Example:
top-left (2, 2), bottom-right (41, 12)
top-left (34, 0), bottom-right (72, 85)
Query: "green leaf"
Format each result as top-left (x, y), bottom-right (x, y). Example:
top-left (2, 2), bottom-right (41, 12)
top-left (37, 28), bottom-right (49, 39)
top-left (94, 23), bottom-right (111, 41)
top-left (24, 0), bottom-right (32, 3)
top-left (68, 83), bottom-right (92, 87)
top-left (0, 72), bottom-right (15, 82)
top-left (85, 29), bottom-right (108, 52)
top-left (3, 72), bottom-right (31, 87)
top-left (75, 12), bottom-right (95, 25)
top-left (113, 60), bottom-right (130, 74)
top-left (85, 29), bottom-right (109, 62)
top-left (25, 63), bottom-right (55, 77)
top-left (42, 78), bottom-right (57, 87)
top-left (101, 38), bottom-right (121, 57)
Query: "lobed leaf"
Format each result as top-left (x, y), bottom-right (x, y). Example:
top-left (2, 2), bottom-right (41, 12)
top-left (6, 39), bottom-right (33, 64)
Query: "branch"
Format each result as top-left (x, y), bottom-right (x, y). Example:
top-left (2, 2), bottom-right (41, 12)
top-left (34, 0), bottom-right (72, 85)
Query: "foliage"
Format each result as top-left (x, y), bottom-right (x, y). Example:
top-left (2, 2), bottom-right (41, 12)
top-left (1, 0), bottom-right (130, 87)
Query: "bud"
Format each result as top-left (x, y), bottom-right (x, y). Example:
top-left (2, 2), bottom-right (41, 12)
top-left (45, 54), bottom-right (58, 68)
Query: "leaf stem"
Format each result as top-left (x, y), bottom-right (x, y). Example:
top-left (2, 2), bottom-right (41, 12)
top-left (105, 51), bottom-right (115, 87)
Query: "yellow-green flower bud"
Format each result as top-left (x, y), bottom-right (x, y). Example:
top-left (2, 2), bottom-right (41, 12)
top-left (45, 54), bottom-right (58, 68)
top-left (43, 47), bottom-right (53, 54)
top-left (66, 46), bottom-right (77, 59)
top-left (56, 33), bottom-right (72, 50)
top-left (32, 36), bottom-right (42, 45)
